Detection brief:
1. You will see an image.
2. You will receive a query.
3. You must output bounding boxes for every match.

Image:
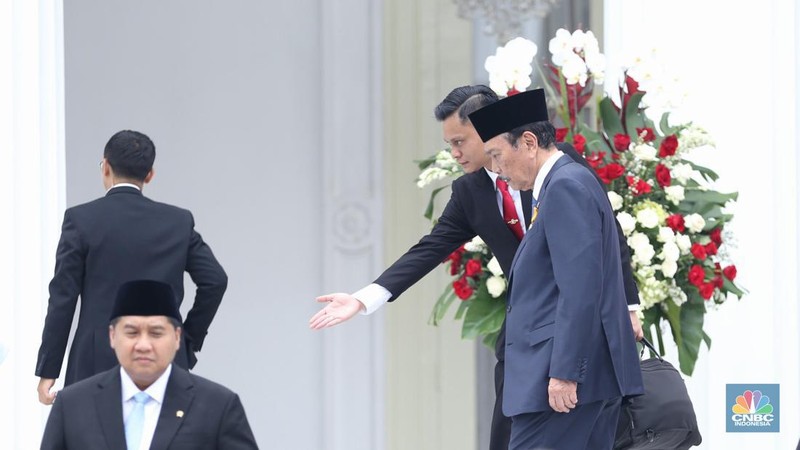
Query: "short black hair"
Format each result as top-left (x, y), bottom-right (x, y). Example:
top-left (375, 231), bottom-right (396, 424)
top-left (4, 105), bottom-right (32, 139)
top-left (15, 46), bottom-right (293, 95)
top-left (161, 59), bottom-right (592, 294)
top-left (103, 130), bottom-right (156, 181)
top-left (434, 85), bottom-right (498, 122)
top-left (504, 121), bottom-right (557, 149)
top-left (110, 316), bottom-right (182, 330)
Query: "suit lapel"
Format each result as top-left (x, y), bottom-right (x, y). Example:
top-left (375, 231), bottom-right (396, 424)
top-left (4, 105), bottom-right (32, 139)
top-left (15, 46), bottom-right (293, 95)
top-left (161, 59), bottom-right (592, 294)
top-left (521, 189), bottom-right (533, 226)
top-left (94, 367), bottom-right (127, 450)
top-left (537, 156), bottom-right (573, 204)
top-left (150, 366), bottom-right (196, 450)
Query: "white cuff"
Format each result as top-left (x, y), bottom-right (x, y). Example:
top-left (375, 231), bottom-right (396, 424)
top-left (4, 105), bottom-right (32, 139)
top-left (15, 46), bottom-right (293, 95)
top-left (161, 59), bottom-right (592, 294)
top-left (353, 284), bottom-right (392, 315)
top-left (628, 304), bottom-right (640, 312)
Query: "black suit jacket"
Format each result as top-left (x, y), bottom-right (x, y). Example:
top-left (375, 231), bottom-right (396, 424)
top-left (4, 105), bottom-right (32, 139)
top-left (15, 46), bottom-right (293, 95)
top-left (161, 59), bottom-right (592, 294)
top-left (36, 187), bottom-right (227, 384)
top-left (40, 365), bottom-right (258, 450)
top-left (374, 143), bottom-right (639, 360)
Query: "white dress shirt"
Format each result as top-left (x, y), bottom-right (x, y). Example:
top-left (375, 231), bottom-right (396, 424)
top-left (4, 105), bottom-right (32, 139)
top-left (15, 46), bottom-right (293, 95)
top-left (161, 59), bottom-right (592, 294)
top-left (106, 182), bottom-right (142, 193)
top-left (121, 364), bottom-right (172, 450)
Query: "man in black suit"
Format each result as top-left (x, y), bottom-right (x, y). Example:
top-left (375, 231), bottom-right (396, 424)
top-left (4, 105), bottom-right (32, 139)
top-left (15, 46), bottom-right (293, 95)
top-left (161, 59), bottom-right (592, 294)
top-left (36, 130), bottom-right (227, 405)
top-left (40, 280), bottom-right (257, 450)
top-left (309, 85), bottom-right (643, 450)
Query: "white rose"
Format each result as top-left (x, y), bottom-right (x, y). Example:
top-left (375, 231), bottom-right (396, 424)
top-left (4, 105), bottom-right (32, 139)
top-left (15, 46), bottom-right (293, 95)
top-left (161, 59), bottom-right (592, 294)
top-left (661, 259), bottom-right (678, 278)
top-left (664, 185), bottom-right (685, 205)
top-left (486, 276), bottom-right (506, 298)
top-left (487, 256), bottom-right (503, 277)
top-left (617, 211), bottom-right (636, 236)
top-left (632, 143), bottom-right (657, 161)
top-left (607, 191), bottom-right (623, 211)
top-left (660, 241), bottom-right (680, 263)
top-left (671, 163), bottom-right (695, 184)
top-left (636, 208), bottom-right (660, 229)
top-left (657, 227), bottom-right (675, 243)
top-left (464, 236), bottom-right (487, 252)
top-left (675, 233), bottom-right (692, 254)
top-left (684, 213), bottom-right (706, 233)
top-left (628, 233), bottom-right (655, 266)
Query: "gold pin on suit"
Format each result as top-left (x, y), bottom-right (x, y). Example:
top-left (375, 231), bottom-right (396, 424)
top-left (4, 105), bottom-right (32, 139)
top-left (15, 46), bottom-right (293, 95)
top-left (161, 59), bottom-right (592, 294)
top-left (176, 410), bottom-right (184, 418)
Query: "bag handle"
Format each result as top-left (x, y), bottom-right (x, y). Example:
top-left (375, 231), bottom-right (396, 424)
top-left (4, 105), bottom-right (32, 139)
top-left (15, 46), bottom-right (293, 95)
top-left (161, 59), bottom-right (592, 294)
top-left (640, 336), bottom-right (663, 361)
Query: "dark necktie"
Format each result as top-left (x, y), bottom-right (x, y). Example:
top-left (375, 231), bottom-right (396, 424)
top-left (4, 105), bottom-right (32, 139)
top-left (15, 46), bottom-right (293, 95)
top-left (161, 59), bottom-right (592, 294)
top-left (496, 178), bottom-right (524, 241)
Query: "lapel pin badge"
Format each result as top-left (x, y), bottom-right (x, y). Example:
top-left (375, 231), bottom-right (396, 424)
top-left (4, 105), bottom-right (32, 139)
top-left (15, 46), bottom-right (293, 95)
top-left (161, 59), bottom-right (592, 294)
top-left (176, 410), bottom-right (184, 418)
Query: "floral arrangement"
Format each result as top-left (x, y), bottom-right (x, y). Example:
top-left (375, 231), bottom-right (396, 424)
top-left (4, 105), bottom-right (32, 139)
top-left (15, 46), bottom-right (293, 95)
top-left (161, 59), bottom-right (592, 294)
top-left (417, 29), bottom-right (745, 374)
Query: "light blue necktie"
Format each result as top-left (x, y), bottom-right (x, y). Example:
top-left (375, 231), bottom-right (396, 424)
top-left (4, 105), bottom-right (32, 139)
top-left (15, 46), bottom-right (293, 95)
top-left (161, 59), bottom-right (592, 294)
top-left (125, 392), bottom-right (151, 450)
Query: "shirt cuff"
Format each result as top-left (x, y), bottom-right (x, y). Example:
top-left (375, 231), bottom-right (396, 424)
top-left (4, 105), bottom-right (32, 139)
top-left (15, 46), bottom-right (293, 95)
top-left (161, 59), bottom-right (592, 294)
top-left (628, 304), bottom-right (640, 312)
top-left (353, 284), bottom-right (392, 315)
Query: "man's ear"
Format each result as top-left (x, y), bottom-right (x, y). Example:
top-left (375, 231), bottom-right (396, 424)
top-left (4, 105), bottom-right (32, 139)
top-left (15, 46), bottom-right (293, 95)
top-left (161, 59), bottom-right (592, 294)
top-left (143, 168), bottom-right (155, 184)
top-left (108, 324), bottom-right (116, 349)
top-left (521, 131), bottom-right (539, 150)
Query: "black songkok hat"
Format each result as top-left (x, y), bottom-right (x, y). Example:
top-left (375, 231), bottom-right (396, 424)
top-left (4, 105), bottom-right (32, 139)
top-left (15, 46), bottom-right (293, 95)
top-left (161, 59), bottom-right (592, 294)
top-left (110, 280), bottom-right (182, 322)
top-left (468, 88), bottom-right (549, 142)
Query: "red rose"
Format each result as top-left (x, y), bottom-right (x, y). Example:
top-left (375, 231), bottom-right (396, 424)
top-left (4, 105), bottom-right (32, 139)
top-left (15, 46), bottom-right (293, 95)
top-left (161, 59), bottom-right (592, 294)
top-left (699, 282), bottom-right (715, 300)
top-left (690, 243), bottom-right (707, 260)
top-left (666, 214), bottom-right (686, 233)
top-left (595, 166), bottom-right (609, 184)
top-left (605, 163), bottom-right (625, 181)
top-left (613, 133), bottom-right (631, 151)
top-left (636, 127), bottom-right (656, 142)
top-left (452, 277), bottom-right (473, 300)
top-left (722, 265), bottom-right (737, 281)
top-left (465, 259), bottom-right (482, 277)
top-left (655, 163), bottom-right (671, 187)
top-left (556, 128), bottom-right (568, 142)
top-left (633, 178), bottom-right (652, 196)
top-left (704, 242), bottom-right (718, 256)
top-left (659, 135), bottom-right (679, 157)
top-left (713, 276), bottom-right (724, 289)
top-left (688, 264), bottom-right (705, 287)
top-left (572, 134), bottom-right (586, 153)
top-left (710, 228), bottom-right (723, 245)
top-left (585, 151), bottom-right (606, 169)
top-left (446, 249), bottom-right (463, 275)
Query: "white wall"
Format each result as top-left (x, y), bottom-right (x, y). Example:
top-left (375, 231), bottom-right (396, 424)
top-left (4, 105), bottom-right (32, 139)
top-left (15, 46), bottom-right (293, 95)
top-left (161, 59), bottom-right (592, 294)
top-left (605, 1), bottom-right (799, 448)
top-left (62, 1), bottom-right (383, 449)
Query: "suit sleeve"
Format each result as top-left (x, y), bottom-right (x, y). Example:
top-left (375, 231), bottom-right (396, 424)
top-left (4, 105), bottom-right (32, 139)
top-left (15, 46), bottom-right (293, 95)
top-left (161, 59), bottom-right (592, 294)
top-left (40, 393), bottom-right (67, 450)
top-left (36, 210), bottom-right (85, 379)
top-left (543, 178), bottom-right (603, 383)
top-left (183, 212), bottom-right (227, 352)
top-left (374, 180), bottom-right (476, 301)
top-left (217, 394), bottom-right (259, 449)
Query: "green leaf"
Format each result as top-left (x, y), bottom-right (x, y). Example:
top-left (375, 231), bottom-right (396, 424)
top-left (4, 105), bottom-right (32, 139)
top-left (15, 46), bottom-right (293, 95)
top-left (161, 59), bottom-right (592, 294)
top-left (599, 98), bottom-right (624, 139)
top-left (461, 284), bottom-right (506, 339)
top-left (577, 125), bottom-right (613, 154)
top-left (686, 160), bottom-right (720, 182)
top-left (664, 295), bottom-right (706, 376)
top-left (624, 92), bottom-right (646, 140)
top-left (428, 285), bottom-right (458, 326)
top-left (423, 185), bottom-right (449, 221)
top-left (722, 278), bottom-right (746, 298)
top-left (482, 330), bottom-right (500, 350)
top-left (455, 298), bottom-right (469, 320)
top-left (702, 330), bottom-right (712, 350)
top-left (659, 112), bottom-right (678, 136)
top-left (682, 190), bottom-right (738, 205)
top-left (415, 154), bottom-right (438, 171)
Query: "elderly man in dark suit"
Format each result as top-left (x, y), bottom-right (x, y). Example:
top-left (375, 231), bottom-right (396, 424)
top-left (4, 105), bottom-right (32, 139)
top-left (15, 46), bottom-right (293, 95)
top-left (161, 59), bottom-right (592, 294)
top-left (40, 280), bottom-right (257, 450)
top-left (469, 89), bottom-right (644, 450)
top-left (36, 130), bottom-right (227, 405)
top-left (309, 85), bottom-right (643, 450)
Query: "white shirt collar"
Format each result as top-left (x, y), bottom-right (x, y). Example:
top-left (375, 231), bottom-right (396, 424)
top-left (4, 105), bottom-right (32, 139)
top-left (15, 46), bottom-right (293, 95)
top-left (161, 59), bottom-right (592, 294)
top-left (532, 150), bottom-right (564, 200)
top-left (120, 364), bottom-right (172, 405)
top-left (106, 183), bottom-right (142, 194)
top-left (483, 167), bottom-right (500, 188)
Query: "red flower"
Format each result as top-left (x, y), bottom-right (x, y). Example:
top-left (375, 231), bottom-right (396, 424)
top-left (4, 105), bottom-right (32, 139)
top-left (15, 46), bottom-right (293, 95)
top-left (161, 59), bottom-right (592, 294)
top-left (507, 87), bottom-right (521, 96)
top-left (605, 163), bottom-right (625, 180)
top-left (722, 265), bottom-right (737, 281)
top-left (585, 151), bottom-right (606, 169)
top-left (688, 264), bottom-right (705, 287)
top-left (655, 164), bottom-right (672, 187)
top-left (629, 178), bottom-right (652, 196)
top-left (613, 133), bottom-right (631, 151)
top-left (710, 228), bottom-right (723, 245)
top-left (637, 127), bottom-right (656, 142)
top-left (713, 276), bottom-right (724, 289)
top-left (666, 214), bottom-right (686, 233)
top-left (659, 135), bottom-right (679, 157)
top-left (704, 242), bottom-right (718, 256)
top-left (699, 282), bottom-right (715, 300)
top-left (465, 259), bottom-right (482, 277)
top-left (572, 134), bottom-right (586, 153)
top-left (690, 243), bottom-right (707, 260)
top-left (556, 128), bottom-right (568, 142)
top-left (452, 277), bottom-right (473, 300)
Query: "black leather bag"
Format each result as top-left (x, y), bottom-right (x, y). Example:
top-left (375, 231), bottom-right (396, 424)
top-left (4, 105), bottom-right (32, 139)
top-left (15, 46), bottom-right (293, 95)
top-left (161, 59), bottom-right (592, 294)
top-left (614, 337), bottom-right (702, 449)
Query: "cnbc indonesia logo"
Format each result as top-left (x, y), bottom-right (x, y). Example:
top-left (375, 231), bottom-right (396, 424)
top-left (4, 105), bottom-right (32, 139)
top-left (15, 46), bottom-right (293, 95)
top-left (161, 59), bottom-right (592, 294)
top-left (727, 385), bottom-right (780, 432)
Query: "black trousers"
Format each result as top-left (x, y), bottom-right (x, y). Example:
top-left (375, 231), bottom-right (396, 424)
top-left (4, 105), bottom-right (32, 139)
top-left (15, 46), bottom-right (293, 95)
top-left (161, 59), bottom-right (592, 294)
top-left (489, 358), bottom-right (512, 450)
